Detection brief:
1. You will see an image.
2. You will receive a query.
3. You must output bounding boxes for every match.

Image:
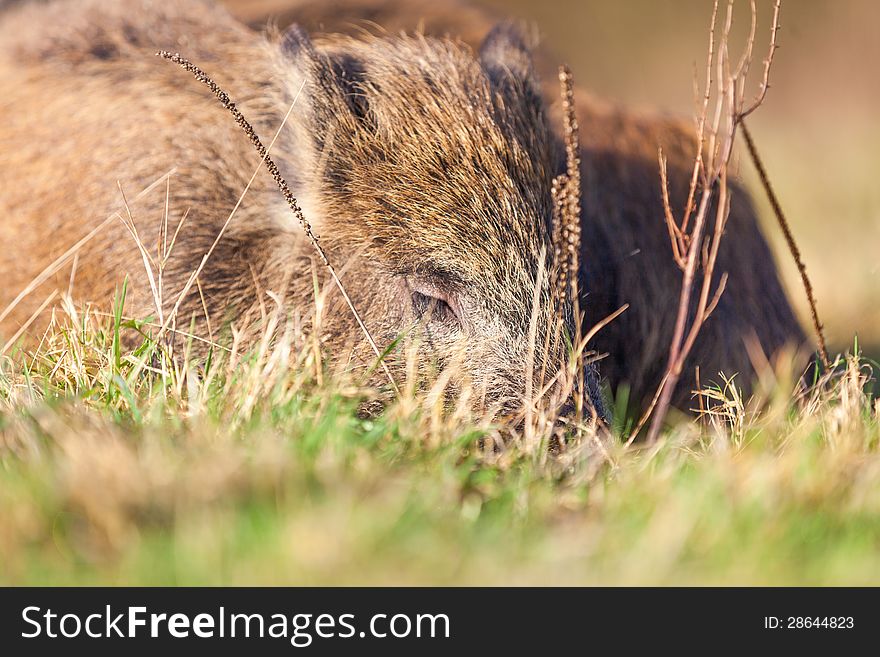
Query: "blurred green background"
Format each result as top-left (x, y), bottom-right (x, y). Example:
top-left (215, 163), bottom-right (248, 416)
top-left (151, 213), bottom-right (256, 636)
top-left (484, 0), bottom-right (879, 358)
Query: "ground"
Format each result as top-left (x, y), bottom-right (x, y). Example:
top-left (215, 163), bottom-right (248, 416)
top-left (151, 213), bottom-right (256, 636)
top-left (1, 301), bottom-right (877, 585)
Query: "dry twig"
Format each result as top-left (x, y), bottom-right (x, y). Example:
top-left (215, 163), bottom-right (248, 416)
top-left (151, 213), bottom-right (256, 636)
top-left (740, 120), bottom-right (830, 368)
top-left (645, 0), bottom-right (783, 444)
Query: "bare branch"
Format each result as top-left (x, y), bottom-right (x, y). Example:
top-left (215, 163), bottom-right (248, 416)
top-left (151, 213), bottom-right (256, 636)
top-left (740, 120), bottom-right (830, 367)
top-left (741, 0), bottom-right (781, 119)
top-left (659, 149), bottom-right (686, 269)
top-left (643, 0), bottom-right (785, 444)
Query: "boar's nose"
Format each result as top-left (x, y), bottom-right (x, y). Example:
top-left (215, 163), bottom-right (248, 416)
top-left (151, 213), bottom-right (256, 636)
top-left (557, 399), bottom-right (577, 420)
top-left (554, 368), bottom-right (609, 426)
top-left (553, 396), bottom-right (608, 432)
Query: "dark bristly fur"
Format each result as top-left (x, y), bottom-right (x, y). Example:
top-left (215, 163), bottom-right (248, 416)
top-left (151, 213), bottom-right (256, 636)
top-left (0, 0), bottom-right (805, 420)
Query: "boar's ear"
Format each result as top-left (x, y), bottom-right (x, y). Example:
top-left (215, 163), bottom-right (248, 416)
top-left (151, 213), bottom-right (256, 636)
top-left (278, 24), bottom-right (342, 115)
top-left (276, 24), bottom-right (367, 201)
top-left (278, 24), bottom-right (369, 137)
top-left (279, 23), bottom-right (316, 62)
top-left (479, 22), bottom-right (552, 160)
top-left (479, 22), bottom-right (540, 95)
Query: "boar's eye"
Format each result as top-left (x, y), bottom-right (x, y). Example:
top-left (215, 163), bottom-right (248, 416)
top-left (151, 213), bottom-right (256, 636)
top-left (411, 289), bottom-right (461, 326)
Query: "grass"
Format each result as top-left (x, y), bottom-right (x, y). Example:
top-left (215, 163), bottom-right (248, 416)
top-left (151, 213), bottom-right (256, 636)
top-left (1, 295), bottom-right (878, 586)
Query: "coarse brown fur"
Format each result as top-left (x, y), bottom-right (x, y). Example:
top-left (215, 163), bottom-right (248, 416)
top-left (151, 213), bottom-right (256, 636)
top-left (0, 0), bottom-right (804, 420)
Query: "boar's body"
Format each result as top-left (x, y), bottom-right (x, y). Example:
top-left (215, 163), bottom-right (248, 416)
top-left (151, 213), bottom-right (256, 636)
top-left (0, 0), bottom-right (804, 418)
top-left (575, 101), bottom-right (805, 410)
